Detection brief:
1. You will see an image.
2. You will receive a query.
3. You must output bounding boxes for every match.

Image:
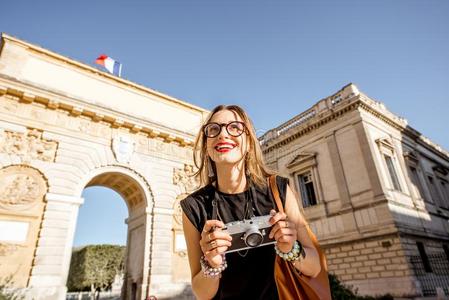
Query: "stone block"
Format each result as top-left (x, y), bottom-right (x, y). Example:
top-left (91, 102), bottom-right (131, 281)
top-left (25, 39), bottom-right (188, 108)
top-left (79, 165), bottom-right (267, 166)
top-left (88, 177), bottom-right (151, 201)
top-left (28, 275), bottom-right (63, 287)
top-left (361, 248), bottom-right (373, 254)
top-left (356, 255), bottom-right (369, 261)
top-left (377, 258), bottom-right (391, 265)
top-left (358, 266), bottom-right (371, 273)
top-left (365, 241), bottom-right (379, 248)
top-left (34, 255), bottom-right (64, 266)
top-left (344, 257), bottom-right (356, 263)
top-left (380, 271), bottom-right (395, 278)
top-left (368, 253), bottom-right (381, 260)
top-left (372, 265), bottom-right (385, 272)
top-left (35, 246), bottom-right (65, 256)
top-left (381, 251), bottom-right (397, 258)
top-left (353, 243), bottom-right (365, 250)
top-left (349, 250), bottom-right (360, 256)
top-left (341, 245), bottom-right (352, 251)
top-left (341, 274), bottom-right (353, 281)
top-left (37, 236), bottom-right (67, 247)
top-left (363, 260), bottom-right (376, 267)
top-left (41, 219), bottom-right (70, 229)
top-left (340, 263), bottom-right (351, 269)
top-left (42, 210), bottom-right (72, 220)
top-left (353, 273), bottom-right (366, 280)
top-left (351, 262), bottom-right (363, 268)
top-left (31, 265), bottom-right (62, 275)
top-left (39, 227), bottom-right (68, 238)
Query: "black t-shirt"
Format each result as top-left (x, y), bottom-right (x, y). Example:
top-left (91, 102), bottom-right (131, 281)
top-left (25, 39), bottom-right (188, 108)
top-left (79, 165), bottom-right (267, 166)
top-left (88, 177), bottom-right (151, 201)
top-left (181, 177), bottom-right (289, 300)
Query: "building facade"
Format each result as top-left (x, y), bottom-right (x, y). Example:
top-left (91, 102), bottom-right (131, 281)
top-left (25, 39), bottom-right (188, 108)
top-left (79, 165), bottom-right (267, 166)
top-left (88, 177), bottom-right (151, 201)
top-left (0, 34), bottom-right (203, 300)
top-left (260, 84), bottom-right (449, 297)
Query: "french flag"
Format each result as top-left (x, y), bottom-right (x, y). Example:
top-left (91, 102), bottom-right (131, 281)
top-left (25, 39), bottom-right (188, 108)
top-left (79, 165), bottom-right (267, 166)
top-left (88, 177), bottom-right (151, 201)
top-left (95, 54), bottom-right (122, 77)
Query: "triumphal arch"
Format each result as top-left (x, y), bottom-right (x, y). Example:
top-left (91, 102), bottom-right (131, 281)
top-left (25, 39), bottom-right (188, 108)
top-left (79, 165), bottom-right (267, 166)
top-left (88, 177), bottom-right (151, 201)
top-left (0, 34), bottom-right (205, 299)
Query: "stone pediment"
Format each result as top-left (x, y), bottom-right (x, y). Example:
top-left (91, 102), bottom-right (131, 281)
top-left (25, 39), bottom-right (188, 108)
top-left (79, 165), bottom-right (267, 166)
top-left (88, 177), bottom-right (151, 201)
top-left (404, 150), bottom-right (419, 164)
top-left (375, 137), bottom-right (395, 151)
top-left (286, 152), bottom-right (316, 169)
top-left (433, 165), bottom-right (448, 176)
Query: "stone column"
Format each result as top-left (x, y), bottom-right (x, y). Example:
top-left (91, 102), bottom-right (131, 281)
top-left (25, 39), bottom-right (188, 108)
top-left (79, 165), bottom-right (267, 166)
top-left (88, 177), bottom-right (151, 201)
top-left (147, 206), bottom-right (185, 298)
top-left (27, 193), bottom-right (84, 300)
top-left (325, 132), bottom-right (352, 210)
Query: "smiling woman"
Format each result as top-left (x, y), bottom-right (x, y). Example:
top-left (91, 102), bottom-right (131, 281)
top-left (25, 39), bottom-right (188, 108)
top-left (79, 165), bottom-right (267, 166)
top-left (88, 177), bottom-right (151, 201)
top-left (179, 104), bottom-right (328, 300)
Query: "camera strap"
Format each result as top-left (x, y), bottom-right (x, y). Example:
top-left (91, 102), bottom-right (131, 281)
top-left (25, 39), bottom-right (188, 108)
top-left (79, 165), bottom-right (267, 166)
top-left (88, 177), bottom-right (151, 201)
top-left (211, 180), bottom-right (257, 222)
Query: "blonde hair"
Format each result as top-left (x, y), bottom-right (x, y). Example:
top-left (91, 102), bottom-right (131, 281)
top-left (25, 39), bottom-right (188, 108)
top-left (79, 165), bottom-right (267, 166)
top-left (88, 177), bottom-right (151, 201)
top-left (193, 105), bottom-right (274, 188)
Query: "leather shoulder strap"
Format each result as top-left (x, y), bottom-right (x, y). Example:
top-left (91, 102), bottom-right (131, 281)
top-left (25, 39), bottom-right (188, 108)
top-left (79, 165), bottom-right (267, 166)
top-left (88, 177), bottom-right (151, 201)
top-left (269, 175), bottom-right (284, 214)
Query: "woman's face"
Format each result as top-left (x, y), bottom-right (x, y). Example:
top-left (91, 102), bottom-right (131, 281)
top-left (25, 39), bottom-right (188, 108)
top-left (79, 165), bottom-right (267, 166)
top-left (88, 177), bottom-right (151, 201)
top-left (206, 109), bottom-right (249, 167)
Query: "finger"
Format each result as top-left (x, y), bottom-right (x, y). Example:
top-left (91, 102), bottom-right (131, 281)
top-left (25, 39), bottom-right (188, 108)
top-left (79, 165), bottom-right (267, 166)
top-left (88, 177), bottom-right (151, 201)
top-left (213, 239), bottom-right (232, 248)
top-left (274, 229), bottom-right (296, 242)
top-left (269, 212), bottom-right (287, 225)
top-left (269, 221), bottom-right (292, 239)
top-left (207, 231), bottom-right (233, 242)
top-left (276, 234), bottom-right (296, 244)
top-left (270, 225), bottom-right (296, 239)
top-left (202, 220), bottom-right (225, 234)
top-left (205, 246), bottom-right (229, 257)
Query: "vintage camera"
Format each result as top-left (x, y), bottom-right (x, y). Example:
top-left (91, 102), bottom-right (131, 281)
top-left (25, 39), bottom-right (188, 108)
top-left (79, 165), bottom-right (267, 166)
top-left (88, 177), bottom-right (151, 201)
top-left (223, 215), bottom-right (275, 253)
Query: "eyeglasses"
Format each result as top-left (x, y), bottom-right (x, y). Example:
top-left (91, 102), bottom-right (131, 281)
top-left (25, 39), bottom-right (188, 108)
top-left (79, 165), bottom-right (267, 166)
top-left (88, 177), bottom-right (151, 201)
top-left (203, 121), bottom-right (246, 138)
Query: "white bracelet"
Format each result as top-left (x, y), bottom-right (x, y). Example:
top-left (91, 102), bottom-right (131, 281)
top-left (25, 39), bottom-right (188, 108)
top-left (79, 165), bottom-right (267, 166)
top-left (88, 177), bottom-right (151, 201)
top-left (200, 254), bottom-right (227, 278)
top-left (274, 240), bottom-right (305, 262)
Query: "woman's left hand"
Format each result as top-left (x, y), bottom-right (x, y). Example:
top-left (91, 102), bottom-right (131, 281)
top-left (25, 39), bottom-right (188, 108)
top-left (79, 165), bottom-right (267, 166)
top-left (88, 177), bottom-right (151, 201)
top-left (269, 209), bottom-right (297, 253)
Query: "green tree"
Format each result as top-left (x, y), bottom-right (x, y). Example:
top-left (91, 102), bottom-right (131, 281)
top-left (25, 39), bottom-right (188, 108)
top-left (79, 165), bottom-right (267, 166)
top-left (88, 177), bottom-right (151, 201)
top-left (0, 276), bottom-right (23, 300)
top-left (329, 273), bottom-right (394, 300)
top-left (67, 245), bottom-right (125, 299)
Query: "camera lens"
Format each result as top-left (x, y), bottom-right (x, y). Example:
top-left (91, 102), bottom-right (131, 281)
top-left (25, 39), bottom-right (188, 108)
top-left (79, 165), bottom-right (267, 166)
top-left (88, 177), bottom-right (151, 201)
top-left (246, 232), bottom-right (263, 247)
top-left (244, 227), bottom-right (263, 247)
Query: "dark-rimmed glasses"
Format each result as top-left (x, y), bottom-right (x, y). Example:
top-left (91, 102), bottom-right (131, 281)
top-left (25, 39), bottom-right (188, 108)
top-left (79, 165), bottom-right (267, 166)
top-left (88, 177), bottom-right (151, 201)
top-left (203, 121), bottom-right (246, 138)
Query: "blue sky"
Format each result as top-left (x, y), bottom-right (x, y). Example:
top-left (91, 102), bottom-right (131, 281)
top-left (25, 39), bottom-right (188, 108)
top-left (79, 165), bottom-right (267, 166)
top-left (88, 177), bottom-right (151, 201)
top-left (1, 0), bottom-right (448, 246)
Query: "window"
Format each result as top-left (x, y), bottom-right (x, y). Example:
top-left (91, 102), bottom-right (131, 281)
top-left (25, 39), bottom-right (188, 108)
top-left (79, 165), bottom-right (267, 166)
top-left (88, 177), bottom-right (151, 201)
top-left (443, 245), bottom-right (449, 264)
top-left (439, 180), bottom-right (449, 207)
top-left (409, 166), bottom-right (425, 199)
top-left (384, 155), bottom-right (402, 191)
top-left (416, 242), bottom-right (432, 273)
top-left (427, 176), bottom-right (442, 205)
top-left (298, 172), bottom-right (317, 207)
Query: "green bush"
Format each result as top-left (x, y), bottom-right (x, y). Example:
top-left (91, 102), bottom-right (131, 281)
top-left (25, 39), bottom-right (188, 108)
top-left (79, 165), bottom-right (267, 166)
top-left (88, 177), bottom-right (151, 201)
top-left (0, 276), bottom-right (22, 300)
top-left (329, 273), bottom-right (394, 300)
top-left (67, 244), bottom-right (125, 293)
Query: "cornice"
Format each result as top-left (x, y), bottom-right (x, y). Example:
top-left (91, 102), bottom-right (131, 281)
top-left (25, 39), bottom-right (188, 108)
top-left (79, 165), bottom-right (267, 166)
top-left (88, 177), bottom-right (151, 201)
top-left (0, 33), bottom-right (208, 115)
top-left (261, 91), bottom-right (448, 161)
top-left (261, 100), bottom-right (360, 153)
top-left (0, 82), bottom-right (194, 148)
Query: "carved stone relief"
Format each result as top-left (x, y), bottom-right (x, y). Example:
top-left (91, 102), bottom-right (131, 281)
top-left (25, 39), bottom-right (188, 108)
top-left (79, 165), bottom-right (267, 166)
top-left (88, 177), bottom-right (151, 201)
top-left (0, 165), bottom-right (47, 211)
top-left (0, 243), bottom-right (23, 256)
top-left (0, 129), bottom-right (58, 163)
top-left (173, 164), bottom-right (198, 194)
top-left (172, 196), bottom-right (185, 227)
top-left (112, 134), bottom-right (135, 164)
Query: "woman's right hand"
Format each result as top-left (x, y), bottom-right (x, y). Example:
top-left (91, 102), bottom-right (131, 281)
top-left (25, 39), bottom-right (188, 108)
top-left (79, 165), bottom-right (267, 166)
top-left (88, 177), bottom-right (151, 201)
top-left (200, 220), bottom-right (232, 267)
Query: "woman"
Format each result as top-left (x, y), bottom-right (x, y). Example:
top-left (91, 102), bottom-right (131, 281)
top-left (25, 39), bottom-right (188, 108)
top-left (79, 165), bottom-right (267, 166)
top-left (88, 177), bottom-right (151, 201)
top-left (181, 105), bottom-right (321, 299)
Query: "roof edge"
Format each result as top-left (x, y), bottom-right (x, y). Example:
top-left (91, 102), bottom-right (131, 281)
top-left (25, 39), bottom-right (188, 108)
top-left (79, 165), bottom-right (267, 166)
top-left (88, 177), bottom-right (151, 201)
top-left (0, 33), bottom-right (208, 114)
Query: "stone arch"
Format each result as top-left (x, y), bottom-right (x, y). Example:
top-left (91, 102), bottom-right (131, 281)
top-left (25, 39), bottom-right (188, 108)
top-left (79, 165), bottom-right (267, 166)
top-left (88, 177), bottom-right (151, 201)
top-left (76, 165), bottom-right (154, 209)
top-left (0, 164), bottom-right (48, 288)
top-left (74, 165), bottom-right (155, 300)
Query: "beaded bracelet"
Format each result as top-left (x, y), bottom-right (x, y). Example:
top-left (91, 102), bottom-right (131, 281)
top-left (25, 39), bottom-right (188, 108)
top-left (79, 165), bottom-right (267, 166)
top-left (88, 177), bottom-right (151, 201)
top-left (200, 254), bottom-right (228, 278)
top-left (274, 240), bottom-right (305, 262)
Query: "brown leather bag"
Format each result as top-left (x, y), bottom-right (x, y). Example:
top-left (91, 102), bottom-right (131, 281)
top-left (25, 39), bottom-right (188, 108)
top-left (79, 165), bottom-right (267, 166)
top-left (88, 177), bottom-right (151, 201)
top-left (269, 175), bottom-right (332, 300)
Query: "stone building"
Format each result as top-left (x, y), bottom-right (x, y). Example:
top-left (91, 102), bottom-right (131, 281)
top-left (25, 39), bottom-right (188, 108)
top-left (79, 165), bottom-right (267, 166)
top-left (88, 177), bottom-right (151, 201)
top-left (260, 83), bottom-right (449, 297)
top-left (0, 34), bottom-right (203, 299)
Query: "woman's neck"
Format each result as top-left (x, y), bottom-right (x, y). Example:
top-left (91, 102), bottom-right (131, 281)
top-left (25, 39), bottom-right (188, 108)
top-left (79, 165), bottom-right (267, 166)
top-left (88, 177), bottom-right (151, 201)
top-left (215, 163), bottom-right (247, 194)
